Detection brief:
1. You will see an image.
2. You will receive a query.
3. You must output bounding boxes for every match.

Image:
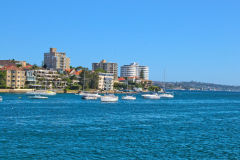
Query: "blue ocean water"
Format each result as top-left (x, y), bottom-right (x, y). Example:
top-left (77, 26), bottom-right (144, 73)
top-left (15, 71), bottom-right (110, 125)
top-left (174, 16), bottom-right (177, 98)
top-left (0, 91), bottom-right (239, 159)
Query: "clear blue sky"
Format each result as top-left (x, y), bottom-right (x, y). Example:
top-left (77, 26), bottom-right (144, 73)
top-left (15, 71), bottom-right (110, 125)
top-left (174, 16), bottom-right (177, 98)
top-left (0, 0), bottom-right (240, 85)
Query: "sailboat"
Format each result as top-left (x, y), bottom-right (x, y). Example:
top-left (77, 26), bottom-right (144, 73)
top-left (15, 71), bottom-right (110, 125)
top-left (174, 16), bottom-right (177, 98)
top-left (122, 81), bottom-right (136, 100)
top-left (78, 70), bottom-right (100, 100)
top-left (26, 81), bottom-right (56, 96)
top-left (159, 70), bottom-right (174, 98)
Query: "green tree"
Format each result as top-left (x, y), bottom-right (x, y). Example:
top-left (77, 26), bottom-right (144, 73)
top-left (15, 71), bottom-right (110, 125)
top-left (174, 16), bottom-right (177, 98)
top-left (10, 59), bottom-right (16, 64)
top-left (94, 68), bottom-right (106, 73)
top-left (42, 64), bottom-right (47, 69)
top-left (16, 64), bottom-right (22, 68)
top-left (32, 64), bottom-right (40, 70)
top-left (0, 71), bottom-right (6, 88)
top-left (148, 86), bottom-right (161, 92)
top-left (114, 82), bottom-right (127, 90)
top-left (79, 70), bottom-right (99, 90)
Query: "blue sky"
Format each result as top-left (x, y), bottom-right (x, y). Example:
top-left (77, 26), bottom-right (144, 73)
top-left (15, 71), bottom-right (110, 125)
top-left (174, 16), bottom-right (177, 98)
top-left (0, 0), bottom-right (240, 85)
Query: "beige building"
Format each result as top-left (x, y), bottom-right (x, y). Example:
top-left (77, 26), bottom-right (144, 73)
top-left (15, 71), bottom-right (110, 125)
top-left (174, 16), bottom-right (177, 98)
top-left (44, 48), bottom-right (70, 71)
top-left (34, 69), bottom-right (67, 89)
top-left (98, 73), bottom-right (114, 91)
top-left (1, 66), bottom-right (26, 89)
top-left (92, 60), bottom-right (118, 80)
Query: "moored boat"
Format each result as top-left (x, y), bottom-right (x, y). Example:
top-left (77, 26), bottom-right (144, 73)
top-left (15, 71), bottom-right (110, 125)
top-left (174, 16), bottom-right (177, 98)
top-left (101, 94), bottom-right (118, 102)
top-left (0, 96), bottom-right (2, 102)
top-left (159, 92), bottom-right (174, 98)
top-left (122, 95), bottom-right (136, 100)
top-left (29, 95), bottom-right (48, 99)
top-left (82, 95), bottom-right (98, 100)
top-left (77, 92), bottom-right (101, 98)
top-left (142, 93), bottom-right (161, 99)
top-left (26, 90), bottom-right (56, 96)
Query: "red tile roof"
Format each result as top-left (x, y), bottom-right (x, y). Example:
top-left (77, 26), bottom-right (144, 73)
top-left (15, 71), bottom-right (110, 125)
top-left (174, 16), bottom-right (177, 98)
top-left (0, 65), bottom-right (23, 71)
top-left (118, 77), bottom-right (125, 81)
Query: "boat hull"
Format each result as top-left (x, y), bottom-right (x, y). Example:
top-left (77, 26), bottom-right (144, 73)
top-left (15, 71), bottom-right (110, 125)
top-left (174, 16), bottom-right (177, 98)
top-left (142, 94), bottom-right (161, 99)
top-left (29, 96), bottom-right (48, 99)
top-left (101, 96), bottom-right (119, 102)
top-left (26, 91), bottom-right (56, 96)
top-left (122, 96), bottom-right (136, 100)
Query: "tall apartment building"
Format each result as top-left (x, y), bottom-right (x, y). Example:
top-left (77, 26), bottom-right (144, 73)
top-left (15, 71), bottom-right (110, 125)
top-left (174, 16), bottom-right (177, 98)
top-left (44, 48), bottom-right (70, 71)
top-left (0, 66), bottom-right (26, 89)
top-left (120, 62), bottom-right (149, 80)
top-left (92, 60), bottom-right (118, 80)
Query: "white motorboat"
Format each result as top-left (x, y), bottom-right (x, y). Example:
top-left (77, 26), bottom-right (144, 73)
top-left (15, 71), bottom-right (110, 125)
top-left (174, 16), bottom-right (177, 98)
top-left (26, 90), bottom-right (56, 96)
top-left (29, 95), bottom-right (48, 99)
top-left (142, 93), bottom-right (161, 99)
top-left (0, 96), bottom-right (2, 102)
top-left (82, 95), bottom-right (98, 100)
top-left (122, 95), bottom-right (136, 100)
top-left (101, 94), bottom-right (119, 102)
top-left (78, 92), bottom-right (101, 98)
top-left (159, 93), bottom-right (174, 98)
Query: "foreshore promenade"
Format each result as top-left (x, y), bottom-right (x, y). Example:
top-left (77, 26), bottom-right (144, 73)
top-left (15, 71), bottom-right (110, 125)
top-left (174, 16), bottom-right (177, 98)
top-left (0, 89), bottom-right (33, 93)
top-left (0, 89), bottom-right (140, 94)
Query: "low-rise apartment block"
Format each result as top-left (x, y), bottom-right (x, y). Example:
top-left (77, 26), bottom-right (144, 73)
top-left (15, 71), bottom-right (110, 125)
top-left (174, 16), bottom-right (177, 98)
top-left (98, 73), bottom-right (114, 91)
top-left (34, 69), bottom-right (67, 89)
top-left (0, 66), bottom-right (26, 89)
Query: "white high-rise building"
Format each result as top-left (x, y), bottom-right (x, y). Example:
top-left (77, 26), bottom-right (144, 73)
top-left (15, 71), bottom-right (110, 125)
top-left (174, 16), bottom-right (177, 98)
top-left (120, 62), bottom-right (149, 80)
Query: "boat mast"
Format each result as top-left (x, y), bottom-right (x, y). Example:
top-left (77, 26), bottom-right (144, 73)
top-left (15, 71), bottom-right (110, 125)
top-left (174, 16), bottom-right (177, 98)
top-left (83, 70), bottom-right (85, 92)
top-left (163, 69), bottom-right (166, 92)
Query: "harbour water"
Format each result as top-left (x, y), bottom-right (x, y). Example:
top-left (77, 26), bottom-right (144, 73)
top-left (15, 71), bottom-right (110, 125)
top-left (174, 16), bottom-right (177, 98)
top-left (0, 91), bottom-right (240, 159)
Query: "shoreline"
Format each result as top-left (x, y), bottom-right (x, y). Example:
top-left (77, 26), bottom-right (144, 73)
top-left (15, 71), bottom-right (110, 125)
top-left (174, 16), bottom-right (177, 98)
top-left (0, 89), bottom-right (141, 94)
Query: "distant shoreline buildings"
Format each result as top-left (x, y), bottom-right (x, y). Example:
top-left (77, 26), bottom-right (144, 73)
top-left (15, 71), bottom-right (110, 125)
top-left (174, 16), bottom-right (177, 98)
top-left (0, 48), bottom-right (153, 91)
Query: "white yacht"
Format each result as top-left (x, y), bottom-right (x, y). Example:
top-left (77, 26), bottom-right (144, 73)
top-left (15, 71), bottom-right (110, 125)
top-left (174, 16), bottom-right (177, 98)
top-left (79, 92), bottom-right (101, 98)
top-left (26, 90), bottom-right (56, 96)
top-left (82, 96), bottom-right (98, 100)
top-left (101, 94), bottom-right (119, 102)
top-left (142, 93), bottom-right (161, 99)
top-left (122, 95), bottom-right (136, 100)
top-left (0, 96), bottom-right (2, 102)
top-left (29, 95), bottom-right (48, 99)
top-left (159, 92), bottom-right (174, 98)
